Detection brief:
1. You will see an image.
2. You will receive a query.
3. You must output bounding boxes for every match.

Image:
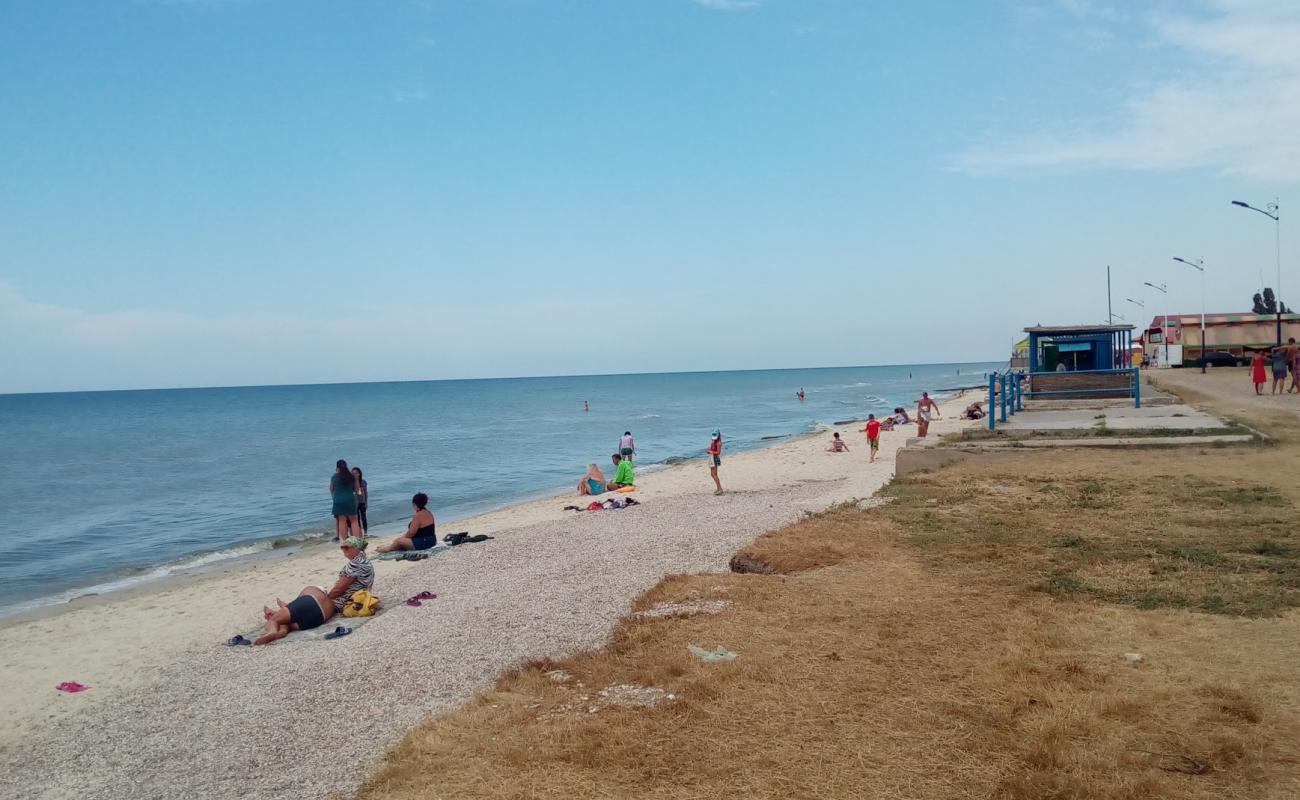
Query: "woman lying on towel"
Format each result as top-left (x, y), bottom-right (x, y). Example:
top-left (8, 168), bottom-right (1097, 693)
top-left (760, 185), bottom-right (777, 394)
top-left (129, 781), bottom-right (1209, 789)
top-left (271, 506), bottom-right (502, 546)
top-left (376, 493), bottom-right (438, 553)
top-left (577, 463), bottom-right (608, 496)
top-left (255, 536), bottom-right (374, 645)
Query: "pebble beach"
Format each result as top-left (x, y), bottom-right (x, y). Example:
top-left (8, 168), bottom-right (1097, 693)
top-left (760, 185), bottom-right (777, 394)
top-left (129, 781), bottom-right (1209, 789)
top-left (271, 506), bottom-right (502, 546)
top-left (0, 399), bottom-right (969, 800)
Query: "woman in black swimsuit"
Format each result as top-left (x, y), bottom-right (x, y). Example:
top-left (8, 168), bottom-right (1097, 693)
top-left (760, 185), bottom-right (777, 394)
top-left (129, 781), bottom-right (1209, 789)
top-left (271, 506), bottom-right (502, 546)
top-left (254, 537), bottom-right (371, 645)
top-left (376, 492), bottom-right (438, 553)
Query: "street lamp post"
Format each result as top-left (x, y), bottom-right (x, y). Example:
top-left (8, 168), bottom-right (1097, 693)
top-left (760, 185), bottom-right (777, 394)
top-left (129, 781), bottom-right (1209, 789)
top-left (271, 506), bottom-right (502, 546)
top-left (1144, 281), bottom-right (1169, 367)
top-left (1173, 257), bottom-right (1207, 373)
top-left (1232, 200), bottom-right (1282, 347)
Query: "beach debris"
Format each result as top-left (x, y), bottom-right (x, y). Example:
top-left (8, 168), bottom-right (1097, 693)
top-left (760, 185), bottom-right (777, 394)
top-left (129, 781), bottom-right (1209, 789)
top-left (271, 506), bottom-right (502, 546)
top-left (688, 644), bottom-right (738, 663)
top-left (1123, 652), bottom-right (1144, 664)
top-left (545, 670), bottom-right (573, 683)
top-left (544, 684), bottom-right (674, 718)
top-left (55, 681), bottom-right (90, 693)
top-left (634, 600), bottom-right (731, 620)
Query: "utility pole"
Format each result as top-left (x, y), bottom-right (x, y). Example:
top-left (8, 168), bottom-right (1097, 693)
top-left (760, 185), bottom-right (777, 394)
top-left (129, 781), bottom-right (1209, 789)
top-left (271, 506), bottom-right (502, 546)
top-left (1107, 265), bottom-right (1113, 324)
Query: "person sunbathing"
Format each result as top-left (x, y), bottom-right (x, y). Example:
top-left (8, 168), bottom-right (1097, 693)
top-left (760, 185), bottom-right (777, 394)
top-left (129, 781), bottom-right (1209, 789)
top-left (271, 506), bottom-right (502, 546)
top-left (578, 463), bottom-right (608, 496)
top-left (376, 493), bottom-right (438, 553)
top-left (962, 402), bottom-right (985, 420)
top-left (255, 537), bottom-right (374, 645)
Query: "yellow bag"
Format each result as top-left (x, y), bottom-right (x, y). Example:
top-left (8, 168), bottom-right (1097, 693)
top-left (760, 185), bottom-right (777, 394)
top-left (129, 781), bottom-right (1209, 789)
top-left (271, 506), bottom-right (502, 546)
top-left (343, 589), bottom-right (380, 617)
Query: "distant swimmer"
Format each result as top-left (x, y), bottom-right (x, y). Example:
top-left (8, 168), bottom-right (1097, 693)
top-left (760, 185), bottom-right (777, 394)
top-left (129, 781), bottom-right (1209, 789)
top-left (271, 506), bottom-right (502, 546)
top-left (797, 388), bottom-right (805, 401)
top-left (584, 400), bottom-right (589, 412)
top-left (708, 429), bottom-right (724, 495)
top-left (619, 431), bottom-right (636, 461)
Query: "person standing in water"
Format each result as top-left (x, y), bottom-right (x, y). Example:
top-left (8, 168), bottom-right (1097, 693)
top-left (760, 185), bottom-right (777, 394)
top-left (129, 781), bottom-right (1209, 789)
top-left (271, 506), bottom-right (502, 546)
top-left (797, 388), bottom-right (805, 401)
top-left (707, 430), bottom-right (724, 495)
top-left (329, 460), bottom-right (361, 542)
top-left (352, 466), bottom-right (369, 535)
top-left (584, 400), bottom-right (589, 412)
top-left (618, 431), bottom-right (636, 461)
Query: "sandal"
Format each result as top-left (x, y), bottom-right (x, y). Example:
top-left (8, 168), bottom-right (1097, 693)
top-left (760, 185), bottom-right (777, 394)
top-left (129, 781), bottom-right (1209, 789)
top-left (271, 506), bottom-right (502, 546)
top-left (227, 634), bottom-right (252, 647)
top-left (323, 626), bottom-right (351, 640)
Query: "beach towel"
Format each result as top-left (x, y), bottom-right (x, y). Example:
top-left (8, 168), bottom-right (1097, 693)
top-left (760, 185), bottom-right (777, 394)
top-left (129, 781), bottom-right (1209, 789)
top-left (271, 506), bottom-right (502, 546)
top-left (229, 610), bottom-right (379, 645)
top-left (373, 545), bottom-right (451, 562)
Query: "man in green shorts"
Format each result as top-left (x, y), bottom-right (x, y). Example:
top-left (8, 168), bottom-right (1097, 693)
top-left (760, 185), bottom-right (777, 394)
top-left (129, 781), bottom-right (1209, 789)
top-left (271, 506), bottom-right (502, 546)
top-left (609, 453), bottom-right (635, 489)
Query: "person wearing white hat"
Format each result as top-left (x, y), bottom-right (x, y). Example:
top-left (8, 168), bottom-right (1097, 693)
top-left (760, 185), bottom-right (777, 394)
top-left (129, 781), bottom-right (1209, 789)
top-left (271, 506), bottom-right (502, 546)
top-left (707, 429), bottom-right (724, 495)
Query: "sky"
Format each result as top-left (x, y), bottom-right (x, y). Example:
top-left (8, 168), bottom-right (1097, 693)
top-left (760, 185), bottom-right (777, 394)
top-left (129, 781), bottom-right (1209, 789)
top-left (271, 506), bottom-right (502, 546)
top-left (2, 0), bottom-right (1298, 393)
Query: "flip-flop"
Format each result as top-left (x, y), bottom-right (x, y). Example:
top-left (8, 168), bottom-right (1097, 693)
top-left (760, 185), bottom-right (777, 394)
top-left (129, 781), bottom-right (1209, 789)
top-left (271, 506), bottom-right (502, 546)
top-left (227, 634), bottom-right (252, 646)
top-left (415, 591), bottom-right (437, 600)
top-left (404, 598), bottom-right (422, 607)
top-left (323, 626), bottom-right (351, 640)
top-left (56, 681), bottom-right (90, 693)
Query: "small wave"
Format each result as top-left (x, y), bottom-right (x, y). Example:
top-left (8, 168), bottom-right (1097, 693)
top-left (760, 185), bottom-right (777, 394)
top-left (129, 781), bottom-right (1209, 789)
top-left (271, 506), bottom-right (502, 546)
top-left (808, 420), bottom-right (832, 433)
top-left (838, 400), bottom-right (858, 406)
top-left (636, 414), bottom-right (661, 419)
top-left (842, 382), bottom-right (869, 388)
top-left (864, 394), bottom-right (887, 405)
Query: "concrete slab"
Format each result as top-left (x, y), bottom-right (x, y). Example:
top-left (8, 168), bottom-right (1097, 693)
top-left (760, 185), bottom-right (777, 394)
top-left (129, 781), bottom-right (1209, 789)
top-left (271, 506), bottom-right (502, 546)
top-left (997, 403), bottom-right (1224, 432)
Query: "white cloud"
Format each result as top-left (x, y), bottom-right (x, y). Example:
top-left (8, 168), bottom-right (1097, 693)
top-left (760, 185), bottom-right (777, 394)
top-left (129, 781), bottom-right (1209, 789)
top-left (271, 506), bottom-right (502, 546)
top-left (951, 0), bottom-right (1300, 181)
top-left (691, 0), bottom-right (760, 11)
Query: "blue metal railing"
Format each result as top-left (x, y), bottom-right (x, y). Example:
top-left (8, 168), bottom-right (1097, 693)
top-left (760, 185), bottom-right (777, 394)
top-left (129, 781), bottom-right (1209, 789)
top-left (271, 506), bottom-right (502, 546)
top-left (988, 367), bottom-right (1139, 430)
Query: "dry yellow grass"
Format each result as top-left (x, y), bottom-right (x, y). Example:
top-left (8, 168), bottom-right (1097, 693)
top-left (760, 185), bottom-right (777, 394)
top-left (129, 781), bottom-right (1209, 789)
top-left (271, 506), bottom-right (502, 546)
top-left (360, 380), bottom-right (1300, 800)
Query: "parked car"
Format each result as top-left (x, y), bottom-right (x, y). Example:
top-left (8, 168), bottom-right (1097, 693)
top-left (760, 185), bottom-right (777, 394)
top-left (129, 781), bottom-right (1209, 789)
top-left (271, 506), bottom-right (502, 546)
top-left (1203, 351), bottom-right (1242, 367)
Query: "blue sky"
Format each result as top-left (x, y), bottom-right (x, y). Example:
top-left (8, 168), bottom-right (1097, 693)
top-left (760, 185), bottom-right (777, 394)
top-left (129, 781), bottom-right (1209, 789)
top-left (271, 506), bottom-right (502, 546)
top-left (2, 0), bottom-right (1297, 392)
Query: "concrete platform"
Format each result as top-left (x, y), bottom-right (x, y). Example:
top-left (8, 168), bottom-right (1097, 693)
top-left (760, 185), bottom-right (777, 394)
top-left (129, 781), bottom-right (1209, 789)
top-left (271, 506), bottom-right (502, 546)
top-left (996, 403), bottom-right (1225, 432)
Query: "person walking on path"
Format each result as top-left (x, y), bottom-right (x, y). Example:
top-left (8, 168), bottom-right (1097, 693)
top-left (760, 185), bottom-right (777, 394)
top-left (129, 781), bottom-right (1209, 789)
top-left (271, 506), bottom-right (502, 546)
top-left (352, 467), bottom-right (369, 535)
top-left (1251, 350), bottom-right (1268, 395)
top-left (1285, 338), bottom-right (1300, 394)
top-left (329, 459), bottom-right (361, 542)
top-left (1270, 345), bottom-right (1289, 395)
top-left (618, 431), bottom-right (636, 461)
top-left (917, 392), bottom-right (941, 438)
top-left (707, 430), bottom-right (724, 495)
top-left (862, 413), bottom-right (881, 463)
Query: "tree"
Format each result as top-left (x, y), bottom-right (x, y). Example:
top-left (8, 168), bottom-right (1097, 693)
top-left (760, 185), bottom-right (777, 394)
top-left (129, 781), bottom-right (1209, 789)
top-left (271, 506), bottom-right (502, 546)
top-left (1253, 288), bottom-right (1291, 315)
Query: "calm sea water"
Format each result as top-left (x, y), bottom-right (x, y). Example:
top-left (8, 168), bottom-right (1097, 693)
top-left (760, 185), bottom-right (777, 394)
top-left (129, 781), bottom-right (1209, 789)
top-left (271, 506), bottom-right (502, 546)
top-left (0, 363), bottom-right (999, 615)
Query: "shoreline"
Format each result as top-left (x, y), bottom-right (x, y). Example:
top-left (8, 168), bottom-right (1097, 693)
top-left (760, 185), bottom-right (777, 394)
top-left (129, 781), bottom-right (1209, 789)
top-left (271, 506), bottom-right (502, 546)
top-left (0, 395), bottom-right (972, 761)
top-left (0, 395), bottom-right (973, 799)
top-left (0, 386), bottom-right (978, 627)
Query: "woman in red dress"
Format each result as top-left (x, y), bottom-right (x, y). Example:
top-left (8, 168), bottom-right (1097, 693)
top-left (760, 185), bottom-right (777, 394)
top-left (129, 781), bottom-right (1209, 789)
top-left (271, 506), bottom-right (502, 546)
top-left (1251, 350), bottom-right (1267, 395)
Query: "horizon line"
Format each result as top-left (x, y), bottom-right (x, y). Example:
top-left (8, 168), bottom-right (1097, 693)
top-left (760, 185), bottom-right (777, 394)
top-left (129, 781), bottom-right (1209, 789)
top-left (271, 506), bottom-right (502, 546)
top-left (0, 358), bottom-right (1004, 398)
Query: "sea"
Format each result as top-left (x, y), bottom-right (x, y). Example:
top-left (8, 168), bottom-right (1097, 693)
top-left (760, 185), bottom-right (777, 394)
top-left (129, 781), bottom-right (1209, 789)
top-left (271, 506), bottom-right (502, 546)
top-left (0, 362), bottom-right (1001, 617)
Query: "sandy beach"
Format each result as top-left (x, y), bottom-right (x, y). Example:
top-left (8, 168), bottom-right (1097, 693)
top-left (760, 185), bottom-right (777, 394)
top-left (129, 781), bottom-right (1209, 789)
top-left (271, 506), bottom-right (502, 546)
top-left (0, 397), bottom-right (971, 799)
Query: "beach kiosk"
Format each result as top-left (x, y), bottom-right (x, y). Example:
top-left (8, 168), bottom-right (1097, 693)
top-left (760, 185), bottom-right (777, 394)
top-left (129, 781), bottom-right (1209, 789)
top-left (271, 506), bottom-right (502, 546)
top-left (1024, 323), bottom-right (1138, 400)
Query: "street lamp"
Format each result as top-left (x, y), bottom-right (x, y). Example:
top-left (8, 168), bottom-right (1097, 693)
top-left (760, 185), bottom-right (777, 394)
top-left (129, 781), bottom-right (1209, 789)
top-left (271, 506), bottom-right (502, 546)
top-left (1144, 281), bottom-right (1170, 367)
top-left (1125, 298), bottom-right (1145, 307)
top-left (1232, 199), bottom-right (1282, 346)
top-left (1173, 257), bottom-right (1207, 373)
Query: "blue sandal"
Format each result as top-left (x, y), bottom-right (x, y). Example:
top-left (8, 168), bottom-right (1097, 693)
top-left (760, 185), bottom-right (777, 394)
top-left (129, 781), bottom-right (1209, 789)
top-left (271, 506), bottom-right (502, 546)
top-left (323, 626), bottom-right (351, 640)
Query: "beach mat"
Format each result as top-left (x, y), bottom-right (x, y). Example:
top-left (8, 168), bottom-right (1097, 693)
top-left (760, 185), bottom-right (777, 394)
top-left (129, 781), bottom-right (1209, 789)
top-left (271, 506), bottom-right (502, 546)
top-left (372, 544), bottom-right (453, 562)
top-left (230, 608), bottom-right (380, 645)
